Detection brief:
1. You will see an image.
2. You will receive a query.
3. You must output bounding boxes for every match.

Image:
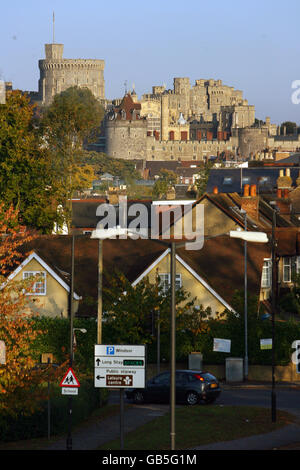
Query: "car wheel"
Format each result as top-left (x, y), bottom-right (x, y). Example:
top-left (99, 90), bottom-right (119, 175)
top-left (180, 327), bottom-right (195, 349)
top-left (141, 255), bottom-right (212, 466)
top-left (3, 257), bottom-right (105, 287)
top-left (133, 390), bottom-right (145, 404)
top-left (186, 391), bottom-right (199, 406)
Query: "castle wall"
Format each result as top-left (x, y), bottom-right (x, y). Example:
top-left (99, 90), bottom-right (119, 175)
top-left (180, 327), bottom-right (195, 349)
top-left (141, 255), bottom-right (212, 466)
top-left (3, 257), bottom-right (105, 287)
top-left (105, 120), bottom-right (148, 160)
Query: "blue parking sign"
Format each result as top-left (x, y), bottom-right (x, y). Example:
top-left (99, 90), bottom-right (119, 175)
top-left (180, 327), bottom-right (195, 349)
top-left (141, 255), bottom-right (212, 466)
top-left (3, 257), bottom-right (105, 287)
top-left (106, 346), bottom-right (115, 355)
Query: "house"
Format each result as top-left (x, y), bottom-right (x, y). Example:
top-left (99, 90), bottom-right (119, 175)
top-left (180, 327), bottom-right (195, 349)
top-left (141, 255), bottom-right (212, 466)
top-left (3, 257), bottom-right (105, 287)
top-left (206, 166), bottom-right (300, 195)
top-left (11, 234), bottom-right (269, 319)
top-left (160, 184), bottom-right (293, 240)
top-left (6, 249), bottom-right (81, 318)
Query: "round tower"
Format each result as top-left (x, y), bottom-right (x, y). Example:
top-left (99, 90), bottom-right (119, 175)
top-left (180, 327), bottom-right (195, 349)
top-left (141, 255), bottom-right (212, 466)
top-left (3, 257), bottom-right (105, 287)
top-left (38, 43), bottom-right (105, 106)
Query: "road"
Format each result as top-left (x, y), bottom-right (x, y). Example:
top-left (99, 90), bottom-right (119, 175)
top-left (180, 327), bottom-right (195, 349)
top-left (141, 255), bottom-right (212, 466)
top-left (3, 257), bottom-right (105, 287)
top-left (216, 387), bottom-right (300, 420)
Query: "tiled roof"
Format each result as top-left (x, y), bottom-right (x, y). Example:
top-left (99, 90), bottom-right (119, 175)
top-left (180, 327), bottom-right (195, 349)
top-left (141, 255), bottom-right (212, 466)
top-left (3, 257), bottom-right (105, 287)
top-left (16, 234), bottom-right (269, 317)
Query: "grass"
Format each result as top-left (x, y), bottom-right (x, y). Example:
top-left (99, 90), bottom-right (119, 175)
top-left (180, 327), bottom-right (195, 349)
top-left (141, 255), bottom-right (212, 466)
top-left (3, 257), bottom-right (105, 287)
top-left (98, 405), bottom-right (295, 450)
top-left (0, 403), bottom-right (295, 451)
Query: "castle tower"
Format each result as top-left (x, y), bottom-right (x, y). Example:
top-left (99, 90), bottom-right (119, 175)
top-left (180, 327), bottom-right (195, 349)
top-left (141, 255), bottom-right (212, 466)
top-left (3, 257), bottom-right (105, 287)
top-left (38, 43), bottom-right (105, 106)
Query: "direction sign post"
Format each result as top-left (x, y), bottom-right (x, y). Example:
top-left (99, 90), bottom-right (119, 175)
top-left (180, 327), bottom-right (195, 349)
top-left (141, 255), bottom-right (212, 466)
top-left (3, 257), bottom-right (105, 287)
top-left (94, 344), bottom-right (146, 449)
top-left (94, 345), bottom-right (146, 389)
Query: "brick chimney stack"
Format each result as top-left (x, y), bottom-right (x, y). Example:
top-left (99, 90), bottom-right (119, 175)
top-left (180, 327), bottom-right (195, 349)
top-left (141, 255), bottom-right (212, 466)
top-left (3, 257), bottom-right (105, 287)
top-left (241, 184), bottom-right (259, 220)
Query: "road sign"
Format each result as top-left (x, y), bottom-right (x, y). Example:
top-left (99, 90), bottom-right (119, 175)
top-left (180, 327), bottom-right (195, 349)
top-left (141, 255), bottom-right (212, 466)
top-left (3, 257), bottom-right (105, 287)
top-left (62, 387), bottom-right (79, 395)
top-left (94, 344), bottom-right (146, 389)
top-left (60, 367), bottom-right (80, 388)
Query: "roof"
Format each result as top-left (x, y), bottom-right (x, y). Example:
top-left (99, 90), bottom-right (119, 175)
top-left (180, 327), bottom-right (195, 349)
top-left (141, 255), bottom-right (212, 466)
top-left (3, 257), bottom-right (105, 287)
top-left (206, 167), bottom-right (300, 194)
top-left (15, 234), bottom-right (269, 317)
top-left (198, 192), bottom-right (293, 229)
top-left (71, 199), bottom-right (153, 229)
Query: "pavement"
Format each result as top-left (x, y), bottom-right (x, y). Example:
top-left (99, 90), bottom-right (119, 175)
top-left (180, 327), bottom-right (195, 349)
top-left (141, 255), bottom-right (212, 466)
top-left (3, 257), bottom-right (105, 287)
top-left (44, 381), bottom-right (300, 451)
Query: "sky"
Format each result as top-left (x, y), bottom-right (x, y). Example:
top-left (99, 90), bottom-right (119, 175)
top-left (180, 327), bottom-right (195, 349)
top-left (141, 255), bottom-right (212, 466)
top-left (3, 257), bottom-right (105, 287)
top-left (1, 0), bottom-right (300, 125)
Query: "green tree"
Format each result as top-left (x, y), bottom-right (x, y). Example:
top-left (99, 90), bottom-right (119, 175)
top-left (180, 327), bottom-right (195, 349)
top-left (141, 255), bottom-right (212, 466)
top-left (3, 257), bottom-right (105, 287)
top-left (280, 121), bottom-right (298, 135)
top-left (39, 86), bottom-right (105, 231)
top-left (195, 161), bottom-right (213, 197)
top-left (102, 270), bottom-right (212, 348)
top-left (0, 91), bottom-right (59, 232)
top-left (152, 169), bottom-right (178, 199)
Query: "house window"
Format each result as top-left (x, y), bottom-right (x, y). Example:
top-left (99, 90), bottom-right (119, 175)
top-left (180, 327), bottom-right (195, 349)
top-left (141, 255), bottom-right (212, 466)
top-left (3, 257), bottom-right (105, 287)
top-left (23, 271), bottom-right (46, 295)
top-left (283, 257), bottom-right (292, 283)
top-left (261, 259), bottom-right (272, 288)
top-left (159, 273), bottom-right (182, 295)
top-left (223, 177), bottom-right (233, 185)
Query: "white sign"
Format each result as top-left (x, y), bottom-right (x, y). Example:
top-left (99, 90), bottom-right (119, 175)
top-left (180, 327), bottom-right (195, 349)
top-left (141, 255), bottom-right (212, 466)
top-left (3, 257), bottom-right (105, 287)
top-left (213, 338), bottom-right (231, 353)
top-left (60, 368), bottom-right (80, 388)
top-left (94, 344), bottom-right (146, 389)
top-left (260, 339), bottom-right (272, 350)
top-left (62, 387), bottom-right (78, 395)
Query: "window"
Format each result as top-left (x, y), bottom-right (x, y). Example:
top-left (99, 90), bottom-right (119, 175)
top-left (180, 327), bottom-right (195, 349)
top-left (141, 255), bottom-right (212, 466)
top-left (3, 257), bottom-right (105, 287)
top-left (159, 273), bottom-right (182, 295)
top-left (223, 177), bottom-right (233, 185)
top-left (23, 271), bottom-right (46, 295)
top-left (283, 257), bottom-right (292, 283)
top-left (261, 259), bottom-right (271, 288)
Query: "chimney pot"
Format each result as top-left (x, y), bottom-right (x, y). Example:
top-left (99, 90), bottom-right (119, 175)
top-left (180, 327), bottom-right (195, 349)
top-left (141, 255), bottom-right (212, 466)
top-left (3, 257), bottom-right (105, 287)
top-left (250, 184), bottom-right (257, 197)
top-left (243, 184), bottom-right (250, 197)
top-left (213, 186), bottom-right (218, 194)
top-left (277, 188), bottom-right (282, 198)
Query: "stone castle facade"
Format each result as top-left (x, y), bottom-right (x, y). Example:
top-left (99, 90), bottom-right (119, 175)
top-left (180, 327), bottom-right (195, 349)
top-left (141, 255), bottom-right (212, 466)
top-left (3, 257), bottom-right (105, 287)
top-left (29, 43), bottom-right (105, 106)
top-left (105, 78), bottom-right (300, 162)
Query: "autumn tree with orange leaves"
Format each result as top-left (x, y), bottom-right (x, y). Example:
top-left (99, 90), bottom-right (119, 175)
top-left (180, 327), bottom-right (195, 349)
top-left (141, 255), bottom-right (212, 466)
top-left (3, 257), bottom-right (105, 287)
top-left (0, 204), bottom-right (64, 418)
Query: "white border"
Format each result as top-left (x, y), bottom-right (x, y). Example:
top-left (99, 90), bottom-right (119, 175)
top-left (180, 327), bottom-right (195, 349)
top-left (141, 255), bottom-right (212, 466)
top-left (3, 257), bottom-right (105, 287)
top-left (7, 251), bottom-right (80, 300)
top-left (131, 248), bottom-right (234, 312)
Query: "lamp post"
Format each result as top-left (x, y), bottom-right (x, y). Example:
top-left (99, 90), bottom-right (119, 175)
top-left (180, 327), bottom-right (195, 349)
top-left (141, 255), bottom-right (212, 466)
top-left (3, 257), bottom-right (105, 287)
top-left (90, 226), bottom-right (134, 449)
top-left (91, 226), bottom-right (130, 344)
top-left (269, 202), bottom-right (278, 423)
top-left (229, 229), bottom-right (269, 381)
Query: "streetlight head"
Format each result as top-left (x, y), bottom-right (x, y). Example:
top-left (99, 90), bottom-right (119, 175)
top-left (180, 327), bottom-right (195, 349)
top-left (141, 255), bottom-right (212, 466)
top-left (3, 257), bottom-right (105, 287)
top-left (229, 230), bottom-right (269, 243)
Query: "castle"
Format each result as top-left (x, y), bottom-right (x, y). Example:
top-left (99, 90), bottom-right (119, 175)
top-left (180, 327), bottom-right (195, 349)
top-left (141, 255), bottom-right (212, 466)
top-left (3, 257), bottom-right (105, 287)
top-left (9, 41), bottom-right (300, 162)
top-left (29, 43), bottom-right (105, 106)
top-left (105, 78), bottom-right (300, 162)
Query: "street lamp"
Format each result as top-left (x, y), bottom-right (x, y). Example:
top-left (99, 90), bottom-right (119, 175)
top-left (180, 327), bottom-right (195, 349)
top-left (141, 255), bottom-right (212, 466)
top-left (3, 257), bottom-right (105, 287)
top-left (91, 226), bottom-right (130, 344)
top-left (229, 228), bottom-right (269, 381)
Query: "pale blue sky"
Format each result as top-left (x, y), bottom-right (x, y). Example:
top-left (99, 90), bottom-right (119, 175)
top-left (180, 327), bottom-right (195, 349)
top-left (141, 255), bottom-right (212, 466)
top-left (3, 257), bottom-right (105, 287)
top-left (1, 0), bottom-right (300, 124)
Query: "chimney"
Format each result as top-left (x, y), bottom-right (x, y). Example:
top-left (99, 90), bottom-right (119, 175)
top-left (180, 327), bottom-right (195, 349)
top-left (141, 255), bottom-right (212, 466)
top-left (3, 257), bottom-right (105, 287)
top-left (213, 186), bottom-right (218, 194)
top-left (241, 184), bottom-right (259, 220)
top-left (243, 184), bottom-right (250, 197)
top-left (250, 184), bottom-right (256, 197)
top-left (277, 188), bottom-right (282, 198)
top-left (277, 168), bottom-right (292, 189)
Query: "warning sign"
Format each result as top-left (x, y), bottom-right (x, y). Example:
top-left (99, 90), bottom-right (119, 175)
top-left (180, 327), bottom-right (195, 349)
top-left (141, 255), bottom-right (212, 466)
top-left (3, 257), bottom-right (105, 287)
top-left (60, 368), bottom-right (80, 388)
top-left (106, 375), bottom-right (133, 387)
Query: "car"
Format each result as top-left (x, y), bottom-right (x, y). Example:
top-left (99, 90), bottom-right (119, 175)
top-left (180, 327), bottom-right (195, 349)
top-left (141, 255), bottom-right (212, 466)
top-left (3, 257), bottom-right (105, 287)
top-left (125, 369), bottom-right (221, 406)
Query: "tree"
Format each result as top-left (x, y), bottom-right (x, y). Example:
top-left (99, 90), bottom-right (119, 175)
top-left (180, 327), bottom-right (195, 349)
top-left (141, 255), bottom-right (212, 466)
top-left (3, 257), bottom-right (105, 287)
top-left (102, 270), bottom-right (212, 348)
top-left (0, 204), bottom-right (65, 418)
top-left (152, 169), bottom-right (178, 199)
top-left (39, 86), bottom-right (105, 231)
top-left (195, 161), bottom-right (213, 197)
top-left (280, 121), bottom-right (298, 135)
top-left (0, 91), bottom-right (59, 232)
